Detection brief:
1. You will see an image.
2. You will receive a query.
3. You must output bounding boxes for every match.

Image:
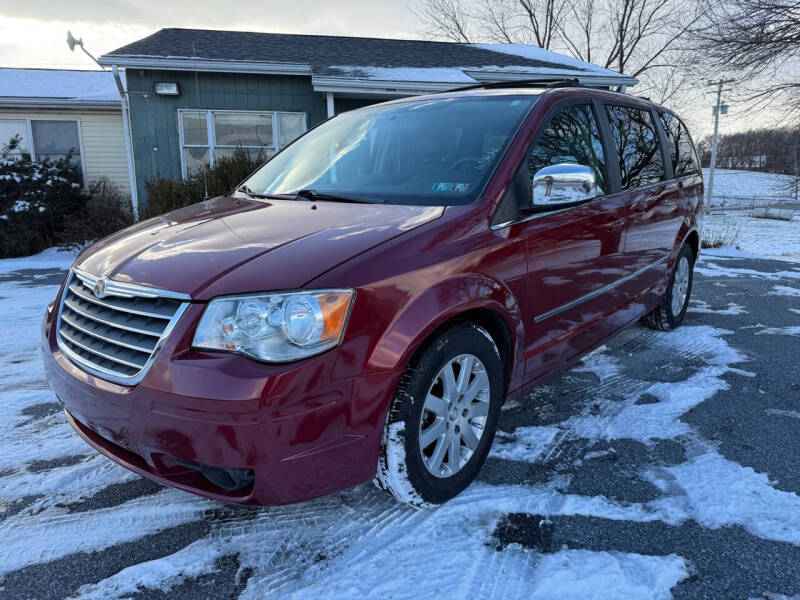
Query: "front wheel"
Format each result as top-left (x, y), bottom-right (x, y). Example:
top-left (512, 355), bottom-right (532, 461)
top-left (644, 243), bottom-right (695, 331)
top-left (374, 322), bottom-right (504, 506)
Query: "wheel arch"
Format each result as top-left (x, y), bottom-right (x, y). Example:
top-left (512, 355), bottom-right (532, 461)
top-left (364, 274), bottom-right (525, 397)
top-left (684, 229), bottom-right (700, 260)
top-left (409, 307), bottom-right (513, 396)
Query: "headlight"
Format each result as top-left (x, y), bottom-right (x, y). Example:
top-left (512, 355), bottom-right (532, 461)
top-left (193, 289), bottom-right (354, 362)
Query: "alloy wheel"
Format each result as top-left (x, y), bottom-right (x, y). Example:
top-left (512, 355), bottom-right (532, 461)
top-left (671, 255), bottom-right (690, 317)
top-left (418, 353), bottom-right (491, 478)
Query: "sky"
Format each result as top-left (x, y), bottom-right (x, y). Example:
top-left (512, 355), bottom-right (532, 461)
top-left (0, 0), bottom-right (768, 137)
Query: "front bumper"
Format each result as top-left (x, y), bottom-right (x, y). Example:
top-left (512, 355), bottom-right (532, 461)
top-left (42, 305), bottom-right (402, 505)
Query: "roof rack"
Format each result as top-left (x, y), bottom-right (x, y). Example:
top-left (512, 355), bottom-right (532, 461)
top-left (447, 78), bottom-right (585, 93)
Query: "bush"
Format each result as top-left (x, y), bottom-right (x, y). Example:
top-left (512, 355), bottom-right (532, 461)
top-left (142, 147), bottom-right (265, 219)
top-left (701, 215), bottom-right (742, 249)
top-left (58, 177), bottom-right (135, 248)
top-left (0, 136), bottom-right (85, 258)
top-left (0, 136), bottom-right (134, 258)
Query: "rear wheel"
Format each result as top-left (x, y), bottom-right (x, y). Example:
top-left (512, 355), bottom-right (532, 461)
top-left (645, 244), bottom-right (694, 331)
top-left (375, 322), bottom-right (504, 506)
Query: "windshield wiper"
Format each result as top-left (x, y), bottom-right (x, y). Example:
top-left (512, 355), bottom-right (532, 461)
top-left (235, 185), bottom-right (271, 199)
top-left (292, 189), bottom-right (385, 204)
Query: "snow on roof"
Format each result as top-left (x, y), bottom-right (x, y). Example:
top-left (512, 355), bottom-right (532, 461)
top-left (0, 69), bottom-right (123, 105)
top-left (325, 62), bottom-right (628, 85)
top-left (325, 66), bottom-right (477, 84)
top-left (100, 29), bottom-right (635, 87)
top-left (473, 44), bottom-right (624, 78)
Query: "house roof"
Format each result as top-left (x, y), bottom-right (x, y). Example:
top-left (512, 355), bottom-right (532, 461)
top-left (99, 28), bottom-right (636, 93)
top-left (0, 68), bottom-right (123, 109)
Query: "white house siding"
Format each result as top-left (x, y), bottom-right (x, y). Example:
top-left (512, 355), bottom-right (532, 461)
top-left (0, 108), bottom-right (130, 195)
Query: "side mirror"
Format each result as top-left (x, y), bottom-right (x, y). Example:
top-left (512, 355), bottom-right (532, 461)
top-left (531, 163), bottom-right (598, 208)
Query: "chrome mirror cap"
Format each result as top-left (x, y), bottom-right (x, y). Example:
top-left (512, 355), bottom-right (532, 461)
top-left (532, 163), bottom-right (598, 207)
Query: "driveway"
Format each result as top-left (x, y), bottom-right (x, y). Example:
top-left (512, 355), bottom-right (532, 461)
top-left (1, 251), bottom-right (799, 599)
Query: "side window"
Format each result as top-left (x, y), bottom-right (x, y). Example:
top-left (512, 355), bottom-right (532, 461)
top-left (605, 105), bottom-right (664, 189)
top-left (659, 111), bottom-right (700, 176)
top-left (528, 103), bottom-right (608, 196)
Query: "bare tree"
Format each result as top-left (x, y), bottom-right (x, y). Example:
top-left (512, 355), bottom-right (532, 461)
top-left (415, 0), bottom-right (475, 43)
top-left (413, 0), bottom-right (703, 104)
top-left (695, 0), bottom-right (800, 115)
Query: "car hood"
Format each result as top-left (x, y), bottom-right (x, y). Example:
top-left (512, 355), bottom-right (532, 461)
top-left (75, 196), bottom-right (443, 299)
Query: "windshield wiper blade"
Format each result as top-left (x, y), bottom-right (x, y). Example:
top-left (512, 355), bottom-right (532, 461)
top-left (235, 185), bottom-right (271, 199)
top-left (292, 189), bottom-right (385, 204)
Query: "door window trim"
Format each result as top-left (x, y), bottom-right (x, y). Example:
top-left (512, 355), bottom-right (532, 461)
top-left (490, 96), bottom-right (613, 230)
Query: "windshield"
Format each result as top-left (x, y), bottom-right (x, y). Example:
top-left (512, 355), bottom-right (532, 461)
top-left (242, 95), bottom-right (537, 206)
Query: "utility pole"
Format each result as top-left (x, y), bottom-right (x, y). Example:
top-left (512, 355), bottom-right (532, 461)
top-left (705, 79), bottom-right (734, 212)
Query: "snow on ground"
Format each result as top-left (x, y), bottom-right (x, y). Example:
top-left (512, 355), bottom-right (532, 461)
top-left (703, 169), bottom-right (796, 202)
top-left (0, 246), bottom-right (79, 275)
top-left (1, 247), bottom-right (799, 598)
top-left (702, 211), bottom-right (800, 262)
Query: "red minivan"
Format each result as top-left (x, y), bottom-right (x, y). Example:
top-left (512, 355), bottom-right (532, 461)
top-left (42, 84), bottom-right (702, 506)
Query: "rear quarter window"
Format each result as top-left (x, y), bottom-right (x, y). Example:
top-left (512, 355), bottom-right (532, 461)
top-left (659, 111), bottom-right (701, 177)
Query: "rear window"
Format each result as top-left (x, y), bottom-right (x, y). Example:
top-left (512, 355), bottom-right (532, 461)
top-left (243, 95), bottom-right (537, 206)
top-left (659, 111), bottom-right (700, 176)
top-left (605, 105), bottom-right (665, 189)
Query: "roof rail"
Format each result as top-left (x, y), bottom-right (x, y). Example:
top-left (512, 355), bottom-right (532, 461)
top-left (447, 78), bottom-right (585, 93)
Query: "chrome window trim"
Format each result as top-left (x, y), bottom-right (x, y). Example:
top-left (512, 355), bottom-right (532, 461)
top-left (55, 269), bottom-right (191, 386)
top-left (490, 175), bottom-right (681, 231)
top-left (533, 256), bottom-right (667, 323)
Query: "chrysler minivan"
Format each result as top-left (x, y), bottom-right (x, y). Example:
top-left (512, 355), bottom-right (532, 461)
top-left (42, 83), bottom-right (702, 506)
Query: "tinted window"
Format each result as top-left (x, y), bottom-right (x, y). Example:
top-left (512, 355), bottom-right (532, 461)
top-left (659, 111), bottom-right (700, 176)
top-left (605, 105), bottom-right (664, 188)
top-left (528, 103), bottom-right (607, 195)
top-left (243, 95), bottom-right (536, 206)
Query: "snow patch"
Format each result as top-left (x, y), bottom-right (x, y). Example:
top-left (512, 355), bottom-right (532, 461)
top-left (529, 549), bottom-right (688, 600)
top-left (492, 425), bottom-right (561, 462)
top-left (766, 409), bottom-right (800, 420)
top-left (645, 453), bottom-right (800, 545)
top-left (769, 285), bottom-right (800, 297)
top-left (755, 325), bottom-right (800, 336)
top-left (690, 299), bottom-right (747, 315)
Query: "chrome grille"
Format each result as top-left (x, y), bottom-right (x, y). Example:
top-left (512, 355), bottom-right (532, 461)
top-left (56, 270), bottom-right (190, 385)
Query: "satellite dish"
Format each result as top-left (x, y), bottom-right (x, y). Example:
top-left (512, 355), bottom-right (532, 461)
top-left (66, 31), bottom-right (82, 52)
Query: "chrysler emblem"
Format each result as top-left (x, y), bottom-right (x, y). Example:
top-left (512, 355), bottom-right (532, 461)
top-left (93, 278), bottom-right (108, 298)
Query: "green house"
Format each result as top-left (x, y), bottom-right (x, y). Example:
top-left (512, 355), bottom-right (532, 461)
top-left (98, 28), bottom-right (636, 213)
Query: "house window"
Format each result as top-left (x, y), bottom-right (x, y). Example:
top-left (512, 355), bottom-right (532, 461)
top-left (0, 118), bottom-right (83, 177)
top-left (178, 110), bottom-right (307, 177)
top-left (0, 120), bottom-right (29, 155)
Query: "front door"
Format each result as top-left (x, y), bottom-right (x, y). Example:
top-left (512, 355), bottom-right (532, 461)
top-left (499, 101), bottom-right (630, 382)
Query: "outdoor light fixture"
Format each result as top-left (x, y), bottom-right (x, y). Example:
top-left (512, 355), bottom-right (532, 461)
top-left (154, 82), bottom-right (180, 96)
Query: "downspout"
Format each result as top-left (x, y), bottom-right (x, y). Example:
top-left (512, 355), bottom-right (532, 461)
top-left (112, 65), bottom-right (140, 221)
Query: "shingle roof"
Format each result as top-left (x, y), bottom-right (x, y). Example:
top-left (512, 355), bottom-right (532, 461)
top-left (100, 28), bottom-right (633, 86)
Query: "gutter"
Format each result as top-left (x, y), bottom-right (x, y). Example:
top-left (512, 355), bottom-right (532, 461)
top-left (0, 98), bottom-right (122, 110)
top-left (111, 65), bottom-right (139, 221)
top-left (99, 55), bottom-right (311, 76)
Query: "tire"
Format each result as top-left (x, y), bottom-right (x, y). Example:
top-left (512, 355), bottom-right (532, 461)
top-left (644, 244), bottom-right (695, 331)
top-left (374, 322), bottom-right (504, 507)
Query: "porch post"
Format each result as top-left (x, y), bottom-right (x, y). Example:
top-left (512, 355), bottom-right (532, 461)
top-left (326, 92), bottom-right (335, 118)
